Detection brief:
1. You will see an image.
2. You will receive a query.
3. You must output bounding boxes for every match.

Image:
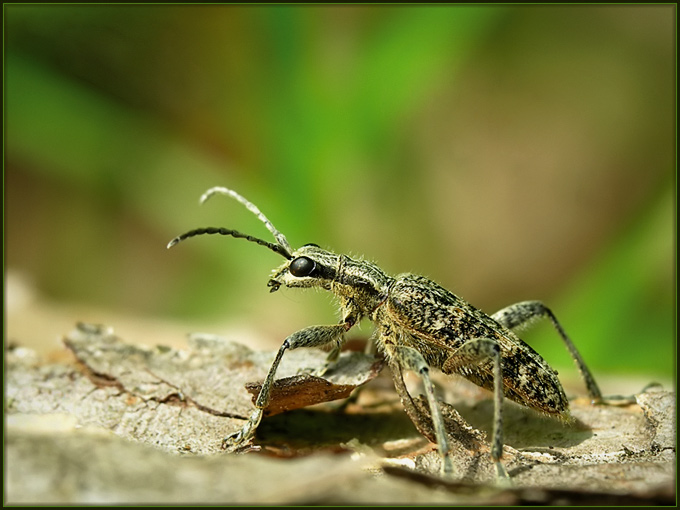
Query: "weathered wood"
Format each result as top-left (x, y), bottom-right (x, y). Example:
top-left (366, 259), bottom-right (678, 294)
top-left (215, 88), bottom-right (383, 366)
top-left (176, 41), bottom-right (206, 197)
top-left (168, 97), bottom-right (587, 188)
top-left (5, 323), bottom-right (675, 504)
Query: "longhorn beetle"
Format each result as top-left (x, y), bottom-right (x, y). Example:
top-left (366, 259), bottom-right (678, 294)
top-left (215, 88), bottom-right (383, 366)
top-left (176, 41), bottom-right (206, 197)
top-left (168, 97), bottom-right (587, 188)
top-left (168, 186), bottom-right (603, 481)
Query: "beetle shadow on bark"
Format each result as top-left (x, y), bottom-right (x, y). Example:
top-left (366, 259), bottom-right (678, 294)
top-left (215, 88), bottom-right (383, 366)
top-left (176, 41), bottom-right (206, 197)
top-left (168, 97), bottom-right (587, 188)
top-left (253, 406), bottom-right (422, 454)
top-left (455, 398), bottom-right (594, 450)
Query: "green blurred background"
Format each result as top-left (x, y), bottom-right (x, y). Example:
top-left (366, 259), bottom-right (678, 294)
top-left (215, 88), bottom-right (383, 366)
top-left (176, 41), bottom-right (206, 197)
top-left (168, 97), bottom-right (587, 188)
top-left (5, 5), bottom-right (675, 383)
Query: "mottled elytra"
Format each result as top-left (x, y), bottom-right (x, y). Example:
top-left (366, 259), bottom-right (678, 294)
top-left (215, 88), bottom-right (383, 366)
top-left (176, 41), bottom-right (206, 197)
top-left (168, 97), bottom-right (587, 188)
top-left (167, 186), bottom-right (604, 482)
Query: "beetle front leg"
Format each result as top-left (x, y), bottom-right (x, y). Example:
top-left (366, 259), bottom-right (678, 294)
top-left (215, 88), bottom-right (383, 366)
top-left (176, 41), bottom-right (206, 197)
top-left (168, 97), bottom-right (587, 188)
top-left (492, 301), bottom-right (602, 403)
top-left (222, 322), bottom-right (351, 451)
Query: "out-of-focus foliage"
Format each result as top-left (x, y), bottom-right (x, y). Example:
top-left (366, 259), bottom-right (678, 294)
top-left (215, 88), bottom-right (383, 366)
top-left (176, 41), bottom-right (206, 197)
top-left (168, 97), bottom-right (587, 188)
top-left (5, 5), bottom-right (674, 378)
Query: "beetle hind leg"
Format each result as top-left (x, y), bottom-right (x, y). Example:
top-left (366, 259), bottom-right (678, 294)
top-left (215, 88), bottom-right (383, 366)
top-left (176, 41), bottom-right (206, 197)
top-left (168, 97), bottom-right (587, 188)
top-left (492, 301), bottom-right (603, 403)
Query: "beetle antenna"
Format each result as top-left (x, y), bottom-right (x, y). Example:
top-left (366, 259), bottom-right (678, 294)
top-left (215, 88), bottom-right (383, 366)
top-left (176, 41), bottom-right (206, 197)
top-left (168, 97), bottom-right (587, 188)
top-left (199, 187), bottom-right (293, 256)
top-left (167, 227), bottom-right (292, 259)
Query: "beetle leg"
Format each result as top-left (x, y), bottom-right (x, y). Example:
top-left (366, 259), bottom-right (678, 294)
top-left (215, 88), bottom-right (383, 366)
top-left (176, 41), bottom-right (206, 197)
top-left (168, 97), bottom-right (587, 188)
top-left (442, 338), bottom-right (509, 482)
top-left (388, 357), bottom-right (437, 441)
top-left (492, 301), bottom-right (602, 404)
top-left (386, 344), bottom-right (454, 477)
top-left (222, 322), bottom-right (350, 451)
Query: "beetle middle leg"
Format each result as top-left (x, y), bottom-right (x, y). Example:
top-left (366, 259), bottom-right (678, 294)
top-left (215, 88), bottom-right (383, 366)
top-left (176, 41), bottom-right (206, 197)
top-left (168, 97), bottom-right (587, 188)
top-left (386, 343), bottom-right (455, 476)
top-left (442, 338), bottom-right (509, 481)
top-left (492, 301), bottom-right (602, 403)
top-left (222, 322), bottom-right (350, 451)
top-left (386, 336), bottom-right (508, 481)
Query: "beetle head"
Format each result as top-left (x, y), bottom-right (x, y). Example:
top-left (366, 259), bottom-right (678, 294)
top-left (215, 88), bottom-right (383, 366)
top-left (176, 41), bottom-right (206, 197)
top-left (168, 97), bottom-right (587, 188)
top-left (267, 244), bottom-right (341, 292)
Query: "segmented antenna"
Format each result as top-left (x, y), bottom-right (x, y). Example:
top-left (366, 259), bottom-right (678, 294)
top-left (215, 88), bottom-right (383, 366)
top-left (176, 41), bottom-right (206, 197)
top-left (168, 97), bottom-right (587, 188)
top-left (200, 187), bottom-right (292, 256)
top-left (167, 227), bottom-right (291, 259)
top-left (166, 187), bottom-right (293, 259)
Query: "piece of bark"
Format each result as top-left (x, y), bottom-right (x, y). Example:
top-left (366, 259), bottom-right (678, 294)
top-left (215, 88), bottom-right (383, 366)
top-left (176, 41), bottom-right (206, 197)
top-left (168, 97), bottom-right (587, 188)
top-left (7, 323), bottom-right (383, 455)
top-left (386, 385), bottom-right (676, 497)
top-left (245, 350), bottom-right (384, 417)
top-left (5, 323), bottom-right (676, 504)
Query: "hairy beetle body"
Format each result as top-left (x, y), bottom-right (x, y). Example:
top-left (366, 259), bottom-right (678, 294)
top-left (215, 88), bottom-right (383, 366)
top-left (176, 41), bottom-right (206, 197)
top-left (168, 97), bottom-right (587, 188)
top-left (168, 186), bottom-right (603, 482)
top-left (384, 275), bottom-right (569, 415)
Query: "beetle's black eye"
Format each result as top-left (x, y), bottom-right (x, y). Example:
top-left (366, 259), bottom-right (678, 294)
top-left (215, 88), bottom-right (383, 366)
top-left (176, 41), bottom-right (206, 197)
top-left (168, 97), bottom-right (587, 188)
top-left (289, 256), bottom-right (316, 277)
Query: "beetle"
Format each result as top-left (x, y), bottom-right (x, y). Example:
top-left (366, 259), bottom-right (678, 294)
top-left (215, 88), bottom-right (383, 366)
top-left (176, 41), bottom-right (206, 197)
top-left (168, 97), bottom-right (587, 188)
top-left (168, 186), bottom-right (603, 481)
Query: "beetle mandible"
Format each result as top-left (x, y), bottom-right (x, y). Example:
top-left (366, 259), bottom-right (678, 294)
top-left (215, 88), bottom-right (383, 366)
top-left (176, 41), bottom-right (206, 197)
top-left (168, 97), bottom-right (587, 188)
top-left (167, 186), bottom-right (604, 481)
